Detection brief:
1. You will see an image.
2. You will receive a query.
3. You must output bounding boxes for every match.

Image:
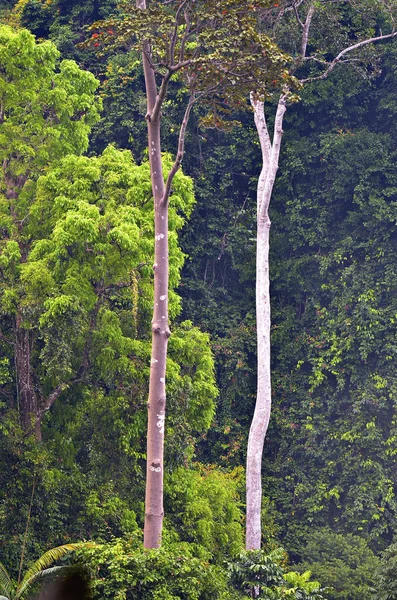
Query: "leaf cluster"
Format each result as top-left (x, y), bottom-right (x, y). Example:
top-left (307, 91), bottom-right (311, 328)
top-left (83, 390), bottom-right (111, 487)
top-left (86, 0), bottom-right (297, 119)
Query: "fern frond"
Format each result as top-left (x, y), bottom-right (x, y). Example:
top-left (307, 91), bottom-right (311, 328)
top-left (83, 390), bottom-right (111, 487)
top-left (19, 543), bottom-right (95, 593)
top-left (16, 566), bottom-right (71, 600)
top-left (0, 562), bottom-right (14, 599)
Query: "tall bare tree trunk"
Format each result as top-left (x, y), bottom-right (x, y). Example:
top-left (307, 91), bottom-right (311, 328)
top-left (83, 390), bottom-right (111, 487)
top-left (143, 124), bottom-right (169, 548)
top-left (246, 95), bottom-right (286, 550)
top-left (136, 0), bottom-right (196, 549)
top-left (137, 0), bottom-right (169, 549)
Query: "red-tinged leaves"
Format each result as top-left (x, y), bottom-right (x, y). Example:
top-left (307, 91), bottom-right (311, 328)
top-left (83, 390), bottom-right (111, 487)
top-left (82, 0), bottom-right (299, 121)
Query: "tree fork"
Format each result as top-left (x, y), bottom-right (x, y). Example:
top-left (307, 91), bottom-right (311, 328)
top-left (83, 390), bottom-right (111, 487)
top-left (246, 95), bottom-right (286, 551)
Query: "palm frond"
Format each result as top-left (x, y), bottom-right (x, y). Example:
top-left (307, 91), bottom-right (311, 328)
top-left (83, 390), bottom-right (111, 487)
top-left (16, 566), bottom-right (72, 600)
top-left (19, 543), bottom-right (95, 592)
top-left (0, 562), bottom-right (14, 599)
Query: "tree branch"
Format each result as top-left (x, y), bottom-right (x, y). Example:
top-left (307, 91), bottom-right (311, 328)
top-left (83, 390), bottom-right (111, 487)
top-left (250, 92), bottom-right (271, 165)
top-left (42, 383), bottom-right (69, 413)
top-left (162, 95), bottom-right (195, 206)
top-left (0, 328), bottom-right (14, 346)
top-left (293, 0), bottom-right (304, 28)
top-left (301, 30), bottom-right (397, 83)
top-left (169, 0), bottom-right (189, 66)
top-left (151, 70), bottom-right (173, 122)
top-left (179, 7), bottom-right (191, 63)
top-left (301, 3), bottom-right (315, 58)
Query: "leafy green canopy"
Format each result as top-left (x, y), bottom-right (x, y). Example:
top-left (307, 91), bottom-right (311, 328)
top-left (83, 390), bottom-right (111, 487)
top-left (295, 530), bottom-right (378, 600)
top-left (0, 142), bottom-right (218, 564)
top-left (0, 25), bottom-right (101, 190)
top-left (229, 548), bottom-right (324, 600)
top-left (373, 541), bottom-right (397, 600)
top-left (0, 143), bottom-right (217, 443)
top-left (164, 465), bottom-right (244, 560)
top-left (1, 144), bottom-right (216, 417)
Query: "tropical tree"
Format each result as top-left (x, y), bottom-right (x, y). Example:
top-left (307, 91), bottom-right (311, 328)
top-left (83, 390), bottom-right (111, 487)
top-left (0, 140), bottom-right (217, 444)
top-left (246, 0), bottom-right (397, 550)
top-left (0, 24), bottom-right (100, 438)
top-left (296, 530), bottom-right (378, 600)
top-left (74, 534), bottom-right (233, 600)
top-left (89, 0), bottom-right (293, 549)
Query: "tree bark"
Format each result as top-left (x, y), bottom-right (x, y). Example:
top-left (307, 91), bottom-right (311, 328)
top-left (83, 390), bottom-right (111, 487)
top-left (246, 95), bottom-right (286, 550)
top-left (137, 0), bottom-right (169, 549)
top-left (143, 120), bottom-right (169, 547)
top-left (15, 313), bottom-right (42, 440)
top-left (137, 0), bottom-right (196, 548)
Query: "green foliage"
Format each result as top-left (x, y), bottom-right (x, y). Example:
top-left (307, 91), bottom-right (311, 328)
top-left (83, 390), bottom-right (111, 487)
top-left (0, 542), bottom-right (94, 600)
top-left (229, 549), bottom-right (324, 600)
top-left (372, 541), bottom-right (397, 600)
top-left (0, 24), bottom-right (101, 186)
top-left (1, 142), bottom-right (201, 400)
top-left (295, 530), bottom-right (378, 600)
top-left (20, 0), bottom-right (52, 37)
top-left (76, 535), bottom-right (234, 600)
top-left (87, 0), bottom-right (297, 121)
top-left (0, 142), bottom-right (218, 560)
top-left (164, 465), bottom-right (244, 560)
top-left (0, 25), bottom-right (219, 563)
top-left (6, 5), bottom-right (397, 600)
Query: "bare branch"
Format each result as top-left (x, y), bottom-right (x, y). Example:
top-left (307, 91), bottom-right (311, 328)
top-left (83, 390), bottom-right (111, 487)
top-left (42, 370), bottom-right (86, 413)
top-left (169, 59), bottom-right (192, 72)
top-left (0, 329), bottom-right (14, 346)
top-left (169, 0), bottom-right (189, 66)
top-left (141, 41), bottom-right (158, 115)
top-left (271, 93), bottom-right (287, 160)
top-left (302, 55), bottom-right (328, 65)
top-left (250, 92), bottom-right (271, 165)
top-left (301, 30), bottom-right (397, 83)
top-left (162, 95), bottom-right (195, 206)
top-left (0, 388), bottom-right (13, 401)
top-left (179, 7), bottom-right (192, 63)
top-left (42, 383), bottom-right (69, 412)
top-left (293, 0), bottom-right (304, 28)
top-left (301, 3), bottom-right (315, 58)
top-left (151, 70), bottom-right (173, 121)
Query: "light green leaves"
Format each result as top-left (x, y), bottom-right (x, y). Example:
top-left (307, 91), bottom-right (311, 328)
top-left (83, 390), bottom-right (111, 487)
top-left (0, 24), bottom-right (101, 187)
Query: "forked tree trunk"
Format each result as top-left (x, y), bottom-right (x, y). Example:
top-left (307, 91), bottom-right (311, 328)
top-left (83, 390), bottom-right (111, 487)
top-left (136, 0), bottom-right (195, 549)
top-left (14, 313), bottom-right (64, 442)
top-left (246, 94), bottom-right (286, 550)
top-left (244, 0), bottom-right (396, 549)
top-left (137, 0), bottom-right (169, 549)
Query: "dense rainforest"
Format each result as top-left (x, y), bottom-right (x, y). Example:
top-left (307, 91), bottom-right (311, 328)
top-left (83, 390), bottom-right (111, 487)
top-left (1, 0), bottom-right (397, 598)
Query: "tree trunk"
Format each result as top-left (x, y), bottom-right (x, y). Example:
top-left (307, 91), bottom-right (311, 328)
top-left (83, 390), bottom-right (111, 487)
top-left (137, 0), bottom-right (195, 548)
top-left (143, 111), bottom-right (169, 547)
top-left (137, 0), bottom-right (169, 549)
top-left (15, 313), bottom-right (42, 440)
top-left (246, 95), bottom-right (286, 550)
